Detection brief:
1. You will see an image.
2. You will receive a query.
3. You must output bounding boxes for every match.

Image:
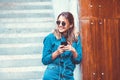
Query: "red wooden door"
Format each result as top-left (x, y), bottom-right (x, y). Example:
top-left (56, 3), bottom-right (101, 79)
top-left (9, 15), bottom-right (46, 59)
top-left (79, 0), bottom-right (120, 80)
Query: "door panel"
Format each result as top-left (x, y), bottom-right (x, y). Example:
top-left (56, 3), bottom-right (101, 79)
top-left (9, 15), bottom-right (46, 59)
top-left (109, 19), bottom-right (120, 80)
top-left (79, 0), bottom-right (120, 80)
top-left (114, 0), bottom-right (120, 18)
top-left (81, 19), bottom-right (98, 80)
top-left (79, 0), bottom-right (91, 18)
top-left (79, 0), bottom-right (114, 18)
top-left (97, 0), bottom-right (114, 18)
top-left (80, 19), bottom-right (120, 80)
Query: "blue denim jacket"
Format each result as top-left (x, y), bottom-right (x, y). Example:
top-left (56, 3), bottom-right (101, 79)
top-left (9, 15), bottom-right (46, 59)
top-left (42, 33), bottom-right (82, 80)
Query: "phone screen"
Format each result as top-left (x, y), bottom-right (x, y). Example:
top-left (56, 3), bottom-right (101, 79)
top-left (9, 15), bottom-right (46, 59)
top-left (61, 42), bottom-right (68, 46)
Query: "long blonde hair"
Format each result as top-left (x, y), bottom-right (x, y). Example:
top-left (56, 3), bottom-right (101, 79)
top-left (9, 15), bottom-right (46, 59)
top-left (53, 12), bottom-right (79, 43)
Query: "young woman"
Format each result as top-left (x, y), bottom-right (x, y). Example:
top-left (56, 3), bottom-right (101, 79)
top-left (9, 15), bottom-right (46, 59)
top-left (42, 12), bottom-right (82, 80)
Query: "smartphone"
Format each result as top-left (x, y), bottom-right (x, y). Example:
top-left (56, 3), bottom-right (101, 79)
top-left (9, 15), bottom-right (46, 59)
top-left (61, 41), bottom-right (68, 46)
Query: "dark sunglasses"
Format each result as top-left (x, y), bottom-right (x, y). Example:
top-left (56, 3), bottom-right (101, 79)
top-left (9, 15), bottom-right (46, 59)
top-left (56, 20), bottom-right (66, 26)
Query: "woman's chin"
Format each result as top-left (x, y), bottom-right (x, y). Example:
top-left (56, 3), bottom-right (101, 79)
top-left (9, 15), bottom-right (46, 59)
top-left (59, 30), bottom-right (65, 33)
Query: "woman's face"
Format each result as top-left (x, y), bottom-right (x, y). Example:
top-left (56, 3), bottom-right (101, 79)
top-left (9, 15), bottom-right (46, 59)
top-left (56, 15), bottom-right (71, 33)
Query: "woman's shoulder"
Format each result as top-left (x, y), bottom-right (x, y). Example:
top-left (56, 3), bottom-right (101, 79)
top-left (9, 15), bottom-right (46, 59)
top-left (44, 33), bottom-right (56, 40)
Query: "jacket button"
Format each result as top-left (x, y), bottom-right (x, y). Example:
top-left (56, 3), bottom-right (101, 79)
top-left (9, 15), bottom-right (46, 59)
top-left (60, 74), bottom-right (64, 78)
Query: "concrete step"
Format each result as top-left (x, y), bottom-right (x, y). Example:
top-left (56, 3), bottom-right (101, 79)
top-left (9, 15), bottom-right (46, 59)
top-left (0, 43), bottom-right (43, 55)
top-left (0, 13), bottom-right (54, 18)
top-left (0, 18), bottom-right (54, 22)
top-left (0, 23), bottom-right (54, 33)
top-left (0, 54), bottom-right (43, 68)
top-left (0, 0), bottom-right (54, 79)
top-left (0, 2), bottom-right (52, 10)
top-left (0, 0), bottom-right (52, 2)
top-left (0, 1), bottom-right (54, 18)
top-left (0, 71), bottom-right (44, 80)
top-left (0, 37), bottom-right (44, 44)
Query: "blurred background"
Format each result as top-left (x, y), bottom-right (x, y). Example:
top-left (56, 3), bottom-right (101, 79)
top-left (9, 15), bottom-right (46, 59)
top-left (0, 0), bottom-right (81, 80)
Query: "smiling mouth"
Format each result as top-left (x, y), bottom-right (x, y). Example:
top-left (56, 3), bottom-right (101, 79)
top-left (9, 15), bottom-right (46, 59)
top-left (59, 27), bottom-right (65, 31)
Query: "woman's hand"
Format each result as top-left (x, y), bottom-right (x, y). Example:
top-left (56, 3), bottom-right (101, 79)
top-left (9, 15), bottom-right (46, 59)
top-left (61, 42), bottom-right (74, 52)
top-left (63, 44), bottom-right (75, 52)
top-left (63, 42), bottom-right (78, 58)
top-left (52, 45), bottom-right (65, 60)
top-left (57, 45), bottom-right (66, 55)
top-left (52, 43), bottom-right (78, 60)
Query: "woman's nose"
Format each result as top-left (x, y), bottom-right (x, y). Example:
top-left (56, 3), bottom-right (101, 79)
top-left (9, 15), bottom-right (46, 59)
top-left (59, 22), bottom-right (63, 26)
